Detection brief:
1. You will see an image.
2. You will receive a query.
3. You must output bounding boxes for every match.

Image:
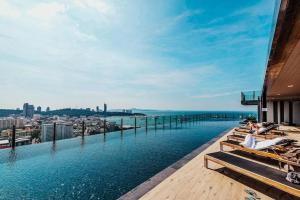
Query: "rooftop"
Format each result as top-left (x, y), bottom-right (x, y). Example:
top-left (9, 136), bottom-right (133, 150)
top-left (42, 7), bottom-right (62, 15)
top-left (130, 127), bottom-right (300, 200)
top-left (264, 0), bottom-right (300, 101)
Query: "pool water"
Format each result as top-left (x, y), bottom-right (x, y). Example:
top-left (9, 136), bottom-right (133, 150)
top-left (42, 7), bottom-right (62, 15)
top-left (0, 121), bottom-right (237, 200)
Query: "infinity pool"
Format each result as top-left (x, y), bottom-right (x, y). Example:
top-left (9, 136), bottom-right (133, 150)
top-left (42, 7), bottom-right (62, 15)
top-left (0, 121), bottom-right (237, 200)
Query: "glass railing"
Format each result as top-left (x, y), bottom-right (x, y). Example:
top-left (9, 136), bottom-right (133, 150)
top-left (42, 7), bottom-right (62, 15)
top-left (241, 91), bottom-right (261, 105)
top-left (4, 111), bottom-right (257, 148)
top-left (241, 91), bottom-right (261, 101)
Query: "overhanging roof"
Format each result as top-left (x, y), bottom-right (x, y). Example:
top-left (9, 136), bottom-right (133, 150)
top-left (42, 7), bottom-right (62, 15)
top-left (264, 0), bottom-right (300, 101)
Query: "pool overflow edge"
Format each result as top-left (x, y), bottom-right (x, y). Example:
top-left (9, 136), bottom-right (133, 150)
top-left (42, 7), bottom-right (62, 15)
top-left (6, 113), bottom-right (254, 149)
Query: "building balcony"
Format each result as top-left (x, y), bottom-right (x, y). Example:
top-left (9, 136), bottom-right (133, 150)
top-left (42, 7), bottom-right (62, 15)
top-left (241, 91), bottom-right (261, 105)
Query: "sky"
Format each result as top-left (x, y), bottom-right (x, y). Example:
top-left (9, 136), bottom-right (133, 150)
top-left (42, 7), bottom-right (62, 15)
top-left (0, 0), bottom-right (278, 111)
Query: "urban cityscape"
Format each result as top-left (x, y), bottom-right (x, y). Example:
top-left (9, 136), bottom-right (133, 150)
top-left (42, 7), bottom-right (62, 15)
top-left (0, 103), bottom-right (140, 149)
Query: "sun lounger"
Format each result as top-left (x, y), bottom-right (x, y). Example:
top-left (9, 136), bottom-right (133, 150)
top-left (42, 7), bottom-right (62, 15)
top-left (233, 131), bottom-right (285, 139)
top-left (233, 130), bottom-right (285, 139)
top-left (204, 151), bottom-right (300, 198)
top-left (235, 127), bottom-right (279, 134)
top-left (235, 123), bottom-right (280, 135)
top-left (227, 134), bottom-right (245, 142)
top-left (240, 135), bottom-right (290, 150)
top-left (220, 139), bottom-right (299, 169)
top-left (228, 134), bottom-right (280, 142)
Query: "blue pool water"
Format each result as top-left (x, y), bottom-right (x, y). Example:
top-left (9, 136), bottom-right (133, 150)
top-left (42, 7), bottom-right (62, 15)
top-left (0, 121), bottom-right (237, 200)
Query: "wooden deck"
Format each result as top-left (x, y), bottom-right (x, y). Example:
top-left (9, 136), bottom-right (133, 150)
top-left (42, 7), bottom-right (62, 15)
top-left (139, 127), bottom-right (300, 200)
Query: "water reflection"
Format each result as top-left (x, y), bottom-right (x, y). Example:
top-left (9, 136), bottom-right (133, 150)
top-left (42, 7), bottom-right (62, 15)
top-left (8, 149), bottom-right (17, 166)
top-left (51, 143), bottom-right (56, 157)
top-left (120, 131), bottom-right (124, 141)
top-left (80, 137), bottom-right (85, 150)
top-left (103, 133), bottom-right (106, 143)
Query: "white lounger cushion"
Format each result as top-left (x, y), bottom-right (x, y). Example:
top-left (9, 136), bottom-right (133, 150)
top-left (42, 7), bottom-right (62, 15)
top-left (254, 137), bottom-right (286, 150)
top-left (240, 134), bottom-right (287, 150)
top-left (257, 127), bottom-right (267, 134)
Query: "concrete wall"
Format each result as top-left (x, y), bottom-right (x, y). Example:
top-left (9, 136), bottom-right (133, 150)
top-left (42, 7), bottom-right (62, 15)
top-left (294, 101), bottom-right (300, 125)
top-left (266, 101), bottom-right (273, 123)
top-left (275, 101), bottom-right (280, 123)
top-left (265, 100), bottom-right (300, 125)
top-left (284, 101), bottom-right (290, 123)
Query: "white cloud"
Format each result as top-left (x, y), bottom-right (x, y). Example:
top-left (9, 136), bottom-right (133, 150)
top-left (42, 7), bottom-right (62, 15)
top-left (0, 0), bottom-right (21, 19)
top-left (126, 65), bottom-right (219, 90)
top-left (73, 0), bottom-right (113, 15)
top-left (0, 0), bottom-right (272, 110)
top-left (193, 91), bottom-right (240, 99)
top-left (27, 2), bottom-right (66, 22)
top-left (154, 9), bottom-right (203, 35)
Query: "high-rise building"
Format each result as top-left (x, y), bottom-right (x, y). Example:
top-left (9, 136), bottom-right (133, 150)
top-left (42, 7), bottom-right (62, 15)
top-left (46, 107), bottom-right (50, 112)
top-left (23, 103), bottom-right (28, 116)
top-left (104, 103), bottom-right (107, 113)
top-left (96, 106), bottom-right (99, 112)
top-left (37, 106), bottom-right (42, 113)
top-left (23, 103), bottom-right (34, 118)
top-left (41, 123), bottom-right (73, 142)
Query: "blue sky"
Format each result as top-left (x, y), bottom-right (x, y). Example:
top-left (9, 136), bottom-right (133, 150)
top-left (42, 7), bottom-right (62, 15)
top-left (0, 0), bottom-right (277, 111)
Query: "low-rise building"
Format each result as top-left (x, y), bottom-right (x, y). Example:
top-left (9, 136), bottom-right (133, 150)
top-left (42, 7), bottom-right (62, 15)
top-left (0, 117), bottom-right (24, 130)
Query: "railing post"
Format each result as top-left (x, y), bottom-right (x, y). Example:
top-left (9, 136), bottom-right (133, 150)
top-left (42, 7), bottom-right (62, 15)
top-left (175, 116), bottom-right (178, 127)
top-left (155, 117), bottom-right (157, 130)
top-left (145, 117), bottom-right (148, 131)
top-left (169, 116), bottom-right (171, 129)
top-left (53, 122), bottom-right (56, 143)
top-left (163, 116), bottom-right (165, 129)
top-left (82, 121), bottom-right (85, 137)
top-left (11, 125), bottom-right (16, 148)
top-left (121, 118), bottom-right (123, 130)
top-left (181, 116), bottom-right (183, 127)
top-left (134, 117), bottom-right (137, 130)
top-left (104, 119), bottom-right (106, 134)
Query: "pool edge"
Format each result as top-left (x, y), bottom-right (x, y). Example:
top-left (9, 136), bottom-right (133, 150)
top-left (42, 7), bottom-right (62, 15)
top-left (117, 127), bottom-right (232, 200)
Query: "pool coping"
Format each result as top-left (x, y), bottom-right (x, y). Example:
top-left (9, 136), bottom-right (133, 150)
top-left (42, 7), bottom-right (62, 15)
top-left (117, 128), bottom-right (232, 200)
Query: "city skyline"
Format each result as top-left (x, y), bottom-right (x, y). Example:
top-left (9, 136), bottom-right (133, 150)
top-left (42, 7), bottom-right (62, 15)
top-left (0, 0), bottom-right (276, 110)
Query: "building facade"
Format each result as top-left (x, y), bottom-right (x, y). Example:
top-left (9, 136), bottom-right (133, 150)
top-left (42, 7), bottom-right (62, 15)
top-left (104, 103), bottom-right (107, 113)
top-left (41, 123), bottom-right (73, 142)
top-left (23, 103), bottom-right (35, 118)
top-left (0, 117), bottom-right (24, 130)
top-left (37, 106), bottom-right (42, 113)
top-left (258, 0), bottom-right (300, 126)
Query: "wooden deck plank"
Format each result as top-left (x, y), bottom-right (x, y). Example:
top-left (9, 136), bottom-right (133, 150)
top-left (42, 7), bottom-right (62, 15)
top-left (139, 127), bottom-right (300, 200)
top-left (220, 140), bottom-right (300, 168)
top-left (205, 152), bottom-right (300, 197)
